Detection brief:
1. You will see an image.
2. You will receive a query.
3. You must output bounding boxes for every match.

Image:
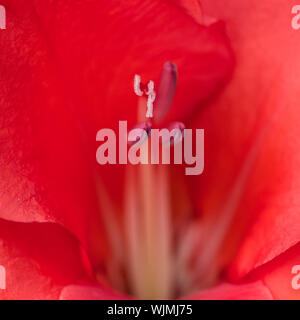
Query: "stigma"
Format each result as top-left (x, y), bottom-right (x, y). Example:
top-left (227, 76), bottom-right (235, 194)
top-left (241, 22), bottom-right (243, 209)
top-left (134, 75), bottom-right (156, 118)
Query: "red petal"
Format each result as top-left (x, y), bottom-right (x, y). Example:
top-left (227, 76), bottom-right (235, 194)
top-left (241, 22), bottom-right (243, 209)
top-left (0, 219), bottom-right (88, 299)
top-left (60, 284), bottom-right (131, 300)
top-left (0, 0), bottom-right (233, 265)
top-left (246, 241), bottom-right (300, 300)
top-left (169, 0), bottom-right (203, 24)
top-left (185, 0), bottom-right (300, 279)
top-left (184, 281), bottom-right (272, 300)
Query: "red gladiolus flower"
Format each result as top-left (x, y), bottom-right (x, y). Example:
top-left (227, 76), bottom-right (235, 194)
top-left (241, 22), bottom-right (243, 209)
top-left (0, 0), bottom-right (299, 300)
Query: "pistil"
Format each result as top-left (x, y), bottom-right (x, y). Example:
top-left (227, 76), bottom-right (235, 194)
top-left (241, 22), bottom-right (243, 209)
top-left (124, 90), bottom-right (174, 298)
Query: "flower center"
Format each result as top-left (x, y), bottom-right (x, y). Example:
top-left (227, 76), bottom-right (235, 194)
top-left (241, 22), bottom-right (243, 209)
top-left (94, 63), bottom-right (225, 299)
top-left (96, 159), bottom-right (219, 299)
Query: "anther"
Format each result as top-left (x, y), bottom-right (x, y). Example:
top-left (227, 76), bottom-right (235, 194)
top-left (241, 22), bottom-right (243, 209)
top-left (154, 62), bottom-right (177, 124)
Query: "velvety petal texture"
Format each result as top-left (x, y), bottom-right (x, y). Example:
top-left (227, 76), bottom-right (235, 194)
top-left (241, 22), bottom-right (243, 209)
top-left (247, 242), bottom-right (300, 300)
top-left (0, 219), bottom-right (88, 299)
top-left (185, 281), bottom-right (273, 300)
top-left (0, 0), bottom-right (233, 270)
top-left (60, 284), bottom-right (130, 300)
top-left (183, 0), bottom-right (300, 284)
top-left (0, 0), bottom-right (298, 299)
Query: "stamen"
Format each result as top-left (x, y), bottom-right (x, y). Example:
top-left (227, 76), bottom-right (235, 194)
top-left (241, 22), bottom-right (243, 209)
top-left (95, 178), bottom-right (126, 291)
top-left (176, 222), bottom-right (203, 295)
top-left (122, 78), bottom-right (176, 299)
top-left (154, 166), bottom-right (174, 298)
top-left (154, 62), bottom-right (177, 124)
top-left (137, 161), bottom-right (174, 299)
top-left (124, 167), bottom-right (145, 298)
top-left (192, 120), bottom-right (269, 288)
top-left (98, 63), bottom-right (212, 299)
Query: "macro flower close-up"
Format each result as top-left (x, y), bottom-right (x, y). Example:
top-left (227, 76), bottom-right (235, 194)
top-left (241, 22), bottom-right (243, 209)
top-left (0, 0), bottom-right (300, 301)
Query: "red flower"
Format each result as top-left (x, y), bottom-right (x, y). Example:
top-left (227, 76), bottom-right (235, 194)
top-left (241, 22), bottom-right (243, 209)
top-left (0, 0), bottom-right (299, 300)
